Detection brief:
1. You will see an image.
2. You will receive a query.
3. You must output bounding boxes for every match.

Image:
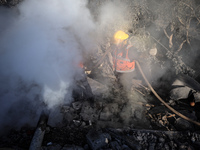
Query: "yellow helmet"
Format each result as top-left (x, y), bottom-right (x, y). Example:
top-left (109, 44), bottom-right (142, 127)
top-left (114, 30), bottom-right (129, 40)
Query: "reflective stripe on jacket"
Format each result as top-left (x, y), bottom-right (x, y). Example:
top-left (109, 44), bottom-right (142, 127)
top-left (113, 45), bottom-right (135, 73)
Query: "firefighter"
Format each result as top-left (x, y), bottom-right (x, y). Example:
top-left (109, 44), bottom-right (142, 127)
top-left (112, 30), bottom-right (136, 73)
top-left (111, 30), bottom-right (142, 91)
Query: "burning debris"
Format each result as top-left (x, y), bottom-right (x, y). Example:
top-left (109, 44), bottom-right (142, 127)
top-left (1, 0), bottom-right (200, 149)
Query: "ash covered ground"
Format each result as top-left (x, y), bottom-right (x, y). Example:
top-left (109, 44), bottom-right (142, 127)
top-left (1, 0), bottom-right (200, 149)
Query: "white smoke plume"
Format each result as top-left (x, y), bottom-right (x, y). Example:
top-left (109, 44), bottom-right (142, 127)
top-left (0, 0), bottom-right (96, 133)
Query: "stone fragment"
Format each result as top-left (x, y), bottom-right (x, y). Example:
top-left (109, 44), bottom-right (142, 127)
top-left (148, 143), bottom-right (156, 150)
top-left (41, 144), bottom-right (62, 150)
top-left (80, 101), bottom-right (99, 122)
top-left (73, 120), bottom-right (82, 127)
top-left (103, 103), bottom-right (119, 114)
top-left (170, 75), bottom-right (200, 103)
top-left (86, 129), bottom-right (111, 150)
top-left (72, 101), bottom-right (82, 110)
top-left (110, 141), bottom-right (121, 150)
top-left (99, 112), bottom-right (112, 121)
top-left (62, 106), bottom-right (78, 125)
top-left (121, 144), bottom-right (132, 150)
top-left (61, 144), bottom-right (84, 150)
top-left (87, 77), bottom-right (109, 96)
top-left (174, 118), bottom-right (193, 131)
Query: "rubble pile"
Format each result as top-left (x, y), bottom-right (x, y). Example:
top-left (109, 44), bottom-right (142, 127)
top-left (1, 0), bottom-right (200, 149)
top-left (1, 125), bottom-right (200, 149)
top-left (1, 76), bottom-right (200, 149)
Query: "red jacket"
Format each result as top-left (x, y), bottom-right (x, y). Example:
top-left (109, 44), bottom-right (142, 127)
top-left (113, 44), bottom-right (135, 73)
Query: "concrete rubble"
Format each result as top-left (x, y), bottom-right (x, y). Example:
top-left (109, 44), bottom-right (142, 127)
top-left (1, 73), bottom-right (200, 149)
top-left (1, 0), bottom-right (200, 150)
top-left (86, 129), bottom-right (111, 150)
top-left (1, 126), bottom-right (200, 150)
top-left (1, 71), bottom-right (200, 149)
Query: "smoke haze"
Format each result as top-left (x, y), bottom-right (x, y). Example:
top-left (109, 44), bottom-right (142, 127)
top-left (0, 0), bottom-right (96, 133)
top-left (1, 0), bottom-right (200, 134)
top-left (87, 0), bottom-right (200, 126)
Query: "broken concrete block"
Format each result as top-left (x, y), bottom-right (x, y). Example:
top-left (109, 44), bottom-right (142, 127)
top-left (41, 144), bottom-right (62, 150)
top-left (80, 101), bottom-right (99, 122)
top-left (174, 118), bottom-right (193, 131)
top-left (87, 77), bottom-right (109, 96)
top-left (60, 105), bottom-right (71, 113)
top-left (121, 144), bottom-right (132, 150)
top-left (62, 107), bottom-right (78, 125)
top-left (61, 144), bottom-right (84, 150)
top-left (73, 120), bottom-right (82, 127)
top-left (110, 141), bottom-right (121, 150)
top-left (170, 74), bottom-right (200, 103)
top-left (72, 101), bottom-right (82, 110)
top-left (86, 129), bottom-right (111, 150)
top-left (96, 121), bottom-right (123, 129)
top-left (99, 112), bottom-right (113, 121)
top-left (99, 103), bottom-right (119, 121)
top-left (81, 102), bottom-right (95, 114)
top-left (103, 103), bottom-right (119, 114)
top-left (80, 112), bottom-right (98, 122)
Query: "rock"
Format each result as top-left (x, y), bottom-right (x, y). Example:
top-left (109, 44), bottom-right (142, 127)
top-left (191, 136), bottom-right (196, 143)
top-left (41, 144), bottom-right (62, 150)
top-left (72, 101), bottom-right (82, 110)
top-left (121, 144), bottom-right (132, 150)
top-left (83, 144), bottom-right (90, 150)
top-left (87, 77), bottom-right (109, 97)
top-left (159, 137), bottom-right (165, 143)
top-left (80, 101), bottom-right (99, 122)
top-left (104, 103), bottom-right (119, 114)
top-left (137, 136), bottom-right (143, 141)
top-left (60, 105), bottom-right (71, 113)
top-left (100, 112), bottom-right (113, 121)
top-left (86, 129), bottom-right (111, 150)
top-left (73, 120), bottom-right (82, 127)
top-left (61, 144), bottom-right (84, 150)
top-left (170, 74), bottom-right (200, 103)
top-left (174, 118), bottom-right (193, 131)
top-left (62, 107), bottom-right (78, 125)
top-left (99, 103), bottom-right (120, 121)
top-left (110, 141), bottom-right (121, 150)
top-left (164, 143), bottom-right (170, 150)
top-left (48, 108), bottom-right (63, 127)
top-left (148, 143), bottom-right (156, 150)
top-left (179, 144), bottom-right (188, 150)
top-left (96, 121), bottom-right (123, 129)
top-left (149, 48), bottom-right (157, 56)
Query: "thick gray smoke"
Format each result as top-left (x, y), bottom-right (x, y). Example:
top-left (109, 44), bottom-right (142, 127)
top-left (94, 0), bottom-right (200, 83)
top-left (87, 0), bottom-right (200, 126)
top-left (1, 0), bottom-right (199, 133)
top-left (0, 0), bottom-right (95, 133)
